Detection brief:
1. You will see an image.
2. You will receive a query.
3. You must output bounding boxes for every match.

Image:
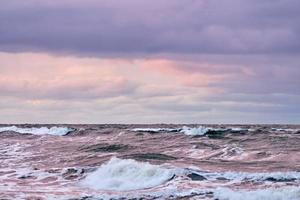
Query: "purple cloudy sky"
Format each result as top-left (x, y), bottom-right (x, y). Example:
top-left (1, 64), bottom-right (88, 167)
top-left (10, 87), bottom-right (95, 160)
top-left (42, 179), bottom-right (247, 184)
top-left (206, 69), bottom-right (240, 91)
top-left (0, 0), bottom-right (299, 123)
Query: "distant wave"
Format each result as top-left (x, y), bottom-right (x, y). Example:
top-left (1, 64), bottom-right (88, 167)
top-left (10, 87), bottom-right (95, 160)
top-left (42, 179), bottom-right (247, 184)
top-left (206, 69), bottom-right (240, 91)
top-left (132, 126), bottom-right (250, 136)
top-left (272, 128), bottom-right (300, 133)
top-left (192, 170), bottom-right (300, 183)
top-left (0, 126), bottom-right (73, 136)
top-left (180, 126), bottom-right (211, 135)
top-left (132, 127), bottom-right (181, 133)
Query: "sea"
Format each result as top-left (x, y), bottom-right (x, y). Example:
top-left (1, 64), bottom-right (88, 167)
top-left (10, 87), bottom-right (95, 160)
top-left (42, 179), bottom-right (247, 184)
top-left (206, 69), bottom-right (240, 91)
top-left (1, 124), bottom-right (300, 200)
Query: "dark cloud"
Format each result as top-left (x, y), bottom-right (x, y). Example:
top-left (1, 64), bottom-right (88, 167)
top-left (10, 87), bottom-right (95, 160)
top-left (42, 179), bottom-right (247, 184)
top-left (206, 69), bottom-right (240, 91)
top-left (1, 0), bottom-right (300, 55)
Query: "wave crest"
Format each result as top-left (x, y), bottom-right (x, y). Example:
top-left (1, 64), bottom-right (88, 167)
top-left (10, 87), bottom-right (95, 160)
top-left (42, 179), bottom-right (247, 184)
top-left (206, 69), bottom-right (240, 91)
top-left (0, 126), bottom-right (73, 136)
top-left (80, 157), bottom-right (176, 191)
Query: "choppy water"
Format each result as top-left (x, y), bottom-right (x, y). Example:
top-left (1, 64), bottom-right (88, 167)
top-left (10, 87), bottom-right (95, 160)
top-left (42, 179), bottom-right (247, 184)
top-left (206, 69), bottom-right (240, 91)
top-left (1, 124), bottom-right (300, 200)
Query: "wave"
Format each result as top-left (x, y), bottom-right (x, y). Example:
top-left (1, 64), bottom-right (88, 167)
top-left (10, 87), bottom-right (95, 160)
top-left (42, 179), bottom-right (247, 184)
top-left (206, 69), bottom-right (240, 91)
top-left (189, 170), bottom-right (300, 183)
top-left (132, 126), bottom-right (212, 135)
top-left (180, 126), bottom-right (252, 136)
top-left (80, 156), bottom-right (300, 192)
top-left (80, 157), bottom-right (176, 191)
top-left (78, 163), bottom-right (300, 199)
top-left (214, 187), bottom-right (300, 200)
top-left (272, 128), bottom-right (300, 133)
top-left (132, 128), bottom-right (181, 133)
top-left (132, 126), bottom-right (251, 136)
top-left (0, 126), bottom-right (73, 136)
top-left (180, 126), bottom-right (212, 136)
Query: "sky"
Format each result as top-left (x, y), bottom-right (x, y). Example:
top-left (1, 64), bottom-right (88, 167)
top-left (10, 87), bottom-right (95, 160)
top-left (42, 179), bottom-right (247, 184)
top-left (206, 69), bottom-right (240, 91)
top-left (0, 0), bottom-right (299, 124)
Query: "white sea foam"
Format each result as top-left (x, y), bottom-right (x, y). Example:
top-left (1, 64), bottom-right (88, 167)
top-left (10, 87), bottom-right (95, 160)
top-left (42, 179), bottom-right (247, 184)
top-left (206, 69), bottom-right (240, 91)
top-left (214, 187), bottom-right (300, 200)
top-left (132, 126), bottom-right (253, 136)
top-left (180, 126), bottom-right (212, 136)
top-left (180, 126), bottom-right (249, 136)
top-left (132, 126), bottom-right (215, 135)
top-left (228, 127), bottom-right (253, 132)
top-left (272, 128), bottom-right (300, 133)
top-left (0, 126), bottom-right (73, 136)
top-left (220, 145), bottom-right (244, 159)
top-left (132, 128), bottom-right (180, 133)
top-left (80, 157), bottom-right (176, 191)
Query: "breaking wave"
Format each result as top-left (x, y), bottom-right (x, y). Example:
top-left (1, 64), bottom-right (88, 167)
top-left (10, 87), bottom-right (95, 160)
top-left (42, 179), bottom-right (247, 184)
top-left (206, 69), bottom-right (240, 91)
top-left (80, 156), bottom-right (300, 193)
top-left (132, 128), bottom-right (181, 133)
top-left (189, 170), bottom-right (300, 183)
top-left (80, 157), bottom-right (176, 191)
top-left (180, 126), bottom-right (210, 136)
top-left (272, 128), bottom-right (300, 133)
top-left (0, 126), bottom-right (73, 136)
top-left (132, 126), bottom-right (251, 136)
top-left (132, 126), bottom-right (212, 135)
top-left (180, 126), bottom-right (251, 136)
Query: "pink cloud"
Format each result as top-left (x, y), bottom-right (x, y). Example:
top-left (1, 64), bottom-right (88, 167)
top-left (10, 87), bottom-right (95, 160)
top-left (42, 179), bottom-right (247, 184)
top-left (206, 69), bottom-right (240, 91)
top-left (139, 58), bottom-right (232, 88)
top-left (0, 53), bottom-right (136, 100)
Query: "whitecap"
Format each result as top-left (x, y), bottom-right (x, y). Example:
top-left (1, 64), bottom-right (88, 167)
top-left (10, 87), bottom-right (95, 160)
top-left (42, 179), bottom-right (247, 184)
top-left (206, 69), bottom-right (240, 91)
top-left (132, 126), bottom-right (252, 136)
top-left (180, 126), bottom-right (229, 136)
top-left (80, 157), bottom-right (176, 191)
top-left (0, 126), bottom-right (73, 136)
top-left (192, 170), bottom-right (300, 183)
top-left (272, 128), bottom-right (300, 133)
top-left (132, 128), bottom-right (180, 133)
top-left (180, 126), bottom-right (209, 136)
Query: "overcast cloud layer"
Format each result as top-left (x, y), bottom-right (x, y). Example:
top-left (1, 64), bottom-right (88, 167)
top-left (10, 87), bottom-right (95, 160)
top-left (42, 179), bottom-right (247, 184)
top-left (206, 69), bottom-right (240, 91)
top-left (0, 0), bottom-right (299, 123)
